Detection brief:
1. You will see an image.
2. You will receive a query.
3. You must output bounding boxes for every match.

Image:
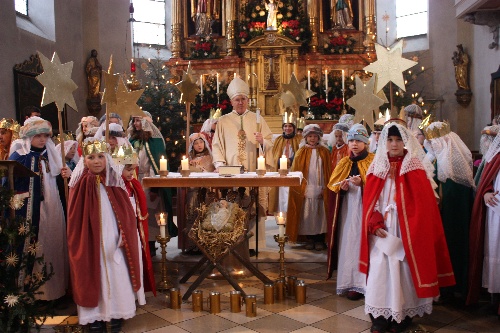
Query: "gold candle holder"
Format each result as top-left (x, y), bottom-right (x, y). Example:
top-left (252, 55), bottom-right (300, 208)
top-left (273, 234), bottom-right (289, 283)
top-left (180, 169), bottom-right (191, 177)
top-left (256, 169), bottom-right (266, 177)
top-left (156, 234), bottom-right (172, 291)
top-left (278, 169), bottom-right (289, 177)
top-left (159, 170), bottom-right (169, 177)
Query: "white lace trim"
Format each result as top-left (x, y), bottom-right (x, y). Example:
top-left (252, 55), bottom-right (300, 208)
top-left (336, 286), bottom-right (366, 295)
top-left (365, 303), bottom-right (432, 323)
top-left (484, 131), bottom-right (500, 163)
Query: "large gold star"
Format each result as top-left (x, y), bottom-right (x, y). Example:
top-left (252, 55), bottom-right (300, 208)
top-left (281, 73), bottom-right (314, 107)
top-left (36, 51), bottom-right (78, 112)
top-left (110, 78), bottom-right (144, 124)
top-left (175, 62), bottom-right (200, 105)
top-left (347, 76), bottom-right (384, 131)
top-left (101, 55), bottom-right (119, 106)
top-left (363, 40), bottom-right (417, 92)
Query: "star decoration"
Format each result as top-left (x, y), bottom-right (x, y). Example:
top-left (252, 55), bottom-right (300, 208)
top-left (101, 55), bottom-right (120, 106)
top-left (5, 253), bottom-right (19, 267)
top-left (382, 12), bottom-right (390, 22)
top-left (175, 63), bottom-right (200, 105)
top-left (108, 78), bottom-right (144, 124)
top-left (34, 271), bottom-right (45, 282)
top-left (363, 40), bottom-right (417, 92)
top-left (280, 91), bottom-right (297, 108)
top-left (10, 193), bottom-right (28, 210)
top-left (18, 224), bottom-right (29, 236)
top-left (27, 241), bottom-right (41, 256)
top-left (36, 51), bottom-right (78, 112)
top-left (347, 76), bottom-right (385, 131)
top-left (4, 295), bottom-right (19, 308)
top-left (281, 73), bottom-right (314, 107)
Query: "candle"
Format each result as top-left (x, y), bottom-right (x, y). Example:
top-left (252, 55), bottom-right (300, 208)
top-left (257, 155), bottom-right (265, 170)
top-left (216, 73), bottom-right (219, 94)
top-left (200, 75), bottom-right (203, 94)
top-left (385, 108), bottom-right (390, 121)
top-left (324, 70), bottom-right (328, 91)
top-left (160, 155), bottom-right (167, 171)
top-left (277, 212), bottom-right (285, 238)
top-left (307, 70), bottom-right (311, 91)
top-left (342, 69), bottom-right (345, 90)
top-left (181, 156), bottom-right (189, 170)
top-left (130, 59), bottom-right (136, 73)
top-left (160, 213), bottom-right (166, 238)
top-left (256, 109), bottom-right (261, 124)
top-left (280, 155), bottom-right (287, 170)
top-left (234, 72), bottom-right (236, 79)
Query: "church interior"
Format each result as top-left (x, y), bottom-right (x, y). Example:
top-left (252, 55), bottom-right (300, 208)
top-left (1, 0), bottom-right (500, 332)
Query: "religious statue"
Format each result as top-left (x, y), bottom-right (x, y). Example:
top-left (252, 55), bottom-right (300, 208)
top-left (85, 49), bottom-right (102, 115)
top-left (331, 0), bottom-right (354, 29)
top-left (265, 0), bottom-right (278, 30)
top-left (191, 0), bottom-right (220, 37)
top-left (452, 44), bottom-right (470, 91)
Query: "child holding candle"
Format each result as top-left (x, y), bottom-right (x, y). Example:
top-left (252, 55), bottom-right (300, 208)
top-left (68, 138), bottom-right (146, 332)
top-left (287, 124), bottom-right (331, 251)
top-left (327, 123), bottom-right (374, 300)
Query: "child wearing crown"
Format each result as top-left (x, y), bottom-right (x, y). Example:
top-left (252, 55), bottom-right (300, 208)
top-left (68, 138), bottom-right (145, 332)
top-left (9, 116), bottom-right (71, 301)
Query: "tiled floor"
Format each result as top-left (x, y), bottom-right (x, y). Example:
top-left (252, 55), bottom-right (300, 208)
top-left (43, 219), bottom-right (499, 333)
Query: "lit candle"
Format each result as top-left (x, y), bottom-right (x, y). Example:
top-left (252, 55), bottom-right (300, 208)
top-left (216, 73), bottom-right (219, 94)
top-left (160, 213), bottom-right (166, 238)
top-left (307, 70), bottom-right (311, 91)
top-left (342, 69), bottom-right (345, 90)
top-left (234, 72), bottom-right (236, 79)
top-left (181, 156), bottom-right (189, 170)
top-left (280, 155), bottom-right (287, 170)
top-left (257, 155), bottom-right (265, 170)
top-left (200, 75), bottom-right (203, 94)
top-left (160, 155), bottom-right (167, 171)
top-left (385, 108), bottom-right (390, 121)
top-left (324, 69), bottom-right (328, 91)
top-left (130, 58), bottom-right (136, 73)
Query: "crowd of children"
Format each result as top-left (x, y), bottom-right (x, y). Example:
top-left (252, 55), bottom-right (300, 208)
top-left (2, 98), bottom-right (499, 332)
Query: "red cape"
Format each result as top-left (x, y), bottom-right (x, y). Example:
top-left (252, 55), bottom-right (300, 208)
top-left (467, 154), bottom-right (500, 305)
top-left (124, 176), bottom-right (157, 296)
top-left (360, 158), bottom-right (455, 298)
top-left (68, 169), bottom-right (141, 307)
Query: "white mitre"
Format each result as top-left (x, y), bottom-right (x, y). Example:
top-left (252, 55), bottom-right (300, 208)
top-left (227, 77), bottom-right (249, 100)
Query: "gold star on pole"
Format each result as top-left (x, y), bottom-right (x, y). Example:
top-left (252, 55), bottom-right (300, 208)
top-left (36, 51), bottom-right (78, 112)
top-left (347, 76), bottom-right (384, 131)
top-left (175, 62), bottom-right (200, 105)
top-left (281, 73), bottom-right (315, 107)
top-left (363, 40), bottom-right (417, 92)
top-left (110, 78), bottom-right (144, 124)
top-left (101, 55), bottom-right (119, 106)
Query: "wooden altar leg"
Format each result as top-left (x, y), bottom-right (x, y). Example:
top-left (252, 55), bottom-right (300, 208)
top-left (179, 256), bottom-right (209, 284)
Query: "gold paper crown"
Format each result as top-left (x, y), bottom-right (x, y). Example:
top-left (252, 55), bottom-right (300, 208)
top-left (53, 132), bottom-right (74, 145)
top-left (418, 114), bottom-right (434, 131)
top-left (0, 118), bottom-right (21, 138)
top-left (210, 108), bottom-right (222, 120)
top-left (297, 117), bottom-right (306, 130)
top-left (423, 121), bottom-right (451, 140)
top-left (112, 144), bottom-right (138, 165)
top-left (282, 112), bottom-right (296, 126)
top-left (82, 139), bottom-right (109, 156)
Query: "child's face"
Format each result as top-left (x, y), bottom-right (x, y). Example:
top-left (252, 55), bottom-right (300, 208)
top-left (334, 130), bottom-right (344, 146)
top-left (84, 153), bottom-right (107, 174)
top-left (109, 117), bottom-right (120, 124)
top-left (0, 128), bottom-right (12, 148)
top-left (306, 134), bottom-right (320, 146)
top-left (348, 139), bottom-right (366, 155)
top-left (193, 138), bottom-right (205, 153)
top-left (133, 117), bottom-right (143, 131)
top-left (66, 144), bottom-right (76, 160)
top-left (283, 124), bottom-right (294, 135)
top-left (374, 132), bottom-right (381, 142)
top-left (386, 135), bottom-right (405, 157)
top-left (31, 133), bottom-right (50, 149)
top-left (122, 164), bottom-right (137, 181)
top-left (108, 136), bottom-right (118, 150)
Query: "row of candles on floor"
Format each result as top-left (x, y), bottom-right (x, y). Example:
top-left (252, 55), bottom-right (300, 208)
top-left (167, 277), bottom-right (307, 315)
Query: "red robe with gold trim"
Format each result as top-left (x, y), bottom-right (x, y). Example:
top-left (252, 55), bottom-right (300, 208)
top-left (360, 159), bottom-right (455, 298)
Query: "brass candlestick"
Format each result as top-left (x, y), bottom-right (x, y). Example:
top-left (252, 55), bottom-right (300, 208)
top-left (273, 234), bottom-right (288, 282)
top-left (156, 234), bottom-right (172, 291)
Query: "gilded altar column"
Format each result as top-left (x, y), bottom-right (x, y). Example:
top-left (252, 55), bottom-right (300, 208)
top-left (225, 0), bottom-right (237, 56)
top-left (364, 0), bottom-right (376, 53)
top-left (307, 0), bottom-right (319, 53)
top-left (171, 0), bottom-right (183, 58)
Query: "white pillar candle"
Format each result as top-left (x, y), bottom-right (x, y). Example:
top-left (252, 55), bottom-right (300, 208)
top-left (160, 213), bottom-right (166, 238)
top-left (324, 69), bottom-right (328, 91)
top-left (256, 109), bottom-right (261, 124)
top-left (342, 69), bottom-right (345, 90)
top-left (160, 155), bottom-right (167, 171)
top-left (307, 70), bottom-right (311, 91)
top-left (257, 155), bottom-right (265, 170)
top-left (385, 108), bottom-right (390, 121)
top-left (200, 75), bottom-right (203, 94)
top-left (280, 155), bottom-right (287, 170)
top-left (279, 224), bottom-right (285, 238)
top-left (277, 212), bottom-right (285, 238)
top-left (216, 73), bottom-right (219, 94)
top-left (181, 156), bottom-right (189, 170)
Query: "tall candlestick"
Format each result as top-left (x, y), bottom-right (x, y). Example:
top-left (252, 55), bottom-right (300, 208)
top-left (257, 155), bottom-right (265, 170)
top-left (216, 73), bottom-right (219, 94)
top-left (181, 156), bottom-right (189, 170)
top-left (307, 70), bottom-right (311, 91)
top-left (200, 75), bottom-right (203, 94)
top-left (280, 155), bottom-right (287, 170)
top-left (342, 69), bottom-right (345, 90)
top-left (160, 155), bottom-right (167, 171)
top-left (324, 70), bottom-right (328, 91)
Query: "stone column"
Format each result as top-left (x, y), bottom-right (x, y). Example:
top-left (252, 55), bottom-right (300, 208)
top-left (307, 0), bottom-right (319, 53)
top-left (225, 0), bottom-right (237, 56)
top-left (171, 0), bottom-right (183, 58)
top-left (364, 0), bottom-right (376, 53)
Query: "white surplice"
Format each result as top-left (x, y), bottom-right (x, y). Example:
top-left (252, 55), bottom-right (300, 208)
top-left (483, 172), bottom-right (500, 293)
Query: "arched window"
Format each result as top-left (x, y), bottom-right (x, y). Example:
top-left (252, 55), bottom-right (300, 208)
top-left (133, 0), bottom-right (166, 46)
top-left (396, 0), bottom-right (428, 38)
